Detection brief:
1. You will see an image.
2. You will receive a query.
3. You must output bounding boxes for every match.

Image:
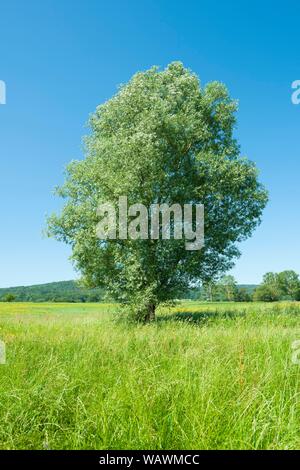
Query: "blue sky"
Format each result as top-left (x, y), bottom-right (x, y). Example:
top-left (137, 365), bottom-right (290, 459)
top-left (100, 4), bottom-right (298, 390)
top-left (0, 0), bottom-right (299, 287)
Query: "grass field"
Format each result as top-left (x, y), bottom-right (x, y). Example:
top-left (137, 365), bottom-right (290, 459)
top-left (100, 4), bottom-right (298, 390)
top-left (0, 301), bottom-right (299, 450)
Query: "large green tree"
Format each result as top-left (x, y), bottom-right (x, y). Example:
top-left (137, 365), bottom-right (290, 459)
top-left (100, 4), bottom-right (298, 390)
top-left (48, 62), bottom-right (268, 321)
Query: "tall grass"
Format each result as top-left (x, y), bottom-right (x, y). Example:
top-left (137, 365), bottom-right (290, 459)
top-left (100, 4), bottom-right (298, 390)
top-left (0, 302), bottom-right (299, 449)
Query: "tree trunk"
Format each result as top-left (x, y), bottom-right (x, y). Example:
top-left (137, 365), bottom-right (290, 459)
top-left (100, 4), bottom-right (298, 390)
top-left (145, 303), bottom-right (156, 323)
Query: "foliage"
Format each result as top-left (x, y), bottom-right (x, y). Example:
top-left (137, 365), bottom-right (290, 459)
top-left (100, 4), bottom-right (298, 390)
top-left (1, 293), bottom-right (16, 302)
top-left (0, 280), bottom-right (256, 303)
top-left (0, 301), bottom-right (299, 449)
top-left (277, 270), bottom-right (300, 300)
top-left (254, 270), bottom-right (300, 302)
top-left (0, 281), bottom-right (105, 303)
top-left (200, 276), bottom-right (253, 302)
top-left (217, 275), bottom-right (237, 301)
top-left (48, 62), bottom-right (268, 321)
top-left (234, 287), bottom-right (253, 302)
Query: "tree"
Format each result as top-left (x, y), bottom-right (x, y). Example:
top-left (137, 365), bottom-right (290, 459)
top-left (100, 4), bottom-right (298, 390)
top-left (201, 280), bottom-right (218, 302)
top-left (253, 272), bottom-right (281, 302)
top-left (234, 287), bottom-right (252, 302)
top-left (201, 275), bottom-right (251, 302)
top-left (218, 275), bottom-right (237, 301)
top-left (277, 270), bottom-right (300, 300)
top-left (47, 62), bottom-right (268, 322)
top-left (254, 270), bottom-right (300, 302)
top-left (253, 284), bottom-right (279, 302)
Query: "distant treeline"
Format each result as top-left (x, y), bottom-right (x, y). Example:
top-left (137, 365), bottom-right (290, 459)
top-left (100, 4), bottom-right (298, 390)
top-left (181, 280), bottom-right (256, 302)
top-left (0, 281), bottom-right (105, 303)
top-left (1, 271), bottom-right (299, 303)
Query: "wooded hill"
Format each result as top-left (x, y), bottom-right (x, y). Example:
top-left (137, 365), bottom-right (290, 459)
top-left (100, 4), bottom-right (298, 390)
top-left (0, 281), bottom-right (256, 303)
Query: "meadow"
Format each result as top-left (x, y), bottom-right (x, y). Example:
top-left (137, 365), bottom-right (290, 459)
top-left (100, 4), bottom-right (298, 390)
top-left (0, 301), bottom-right (299, 450)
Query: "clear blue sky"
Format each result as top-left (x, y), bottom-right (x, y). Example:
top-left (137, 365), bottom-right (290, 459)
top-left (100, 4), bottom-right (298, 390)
top-left (0, 0), bottom-right (299, 287)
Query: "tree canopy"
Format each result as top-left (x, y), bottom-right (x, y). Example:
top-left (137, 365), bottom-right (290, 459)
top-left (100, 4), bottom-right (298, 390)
top-left (254, 270), bottom-right (300, 301)
top-left (48, 62), bottom-right (268, 321)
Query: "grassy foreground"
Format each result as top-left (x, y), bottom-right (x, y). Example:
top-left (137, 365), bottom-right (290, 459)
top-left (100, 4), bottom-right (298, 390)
top-left (0, 301), bottom-right (299, 450)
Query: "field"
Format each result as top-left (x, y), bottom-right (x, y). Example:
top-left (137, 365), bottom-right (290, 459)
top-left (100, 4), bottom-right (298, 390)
top-left (0, 301), bottom-right (299, 450)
